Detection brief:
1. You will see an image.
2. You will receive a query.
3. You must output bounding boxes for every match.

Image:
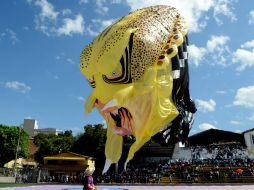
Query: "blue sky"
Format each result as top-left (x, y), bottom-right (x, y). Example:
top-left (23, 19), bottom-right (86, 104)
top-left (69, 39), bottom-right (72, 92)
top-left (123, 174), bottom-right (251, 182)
top-left (1, 0), bottom-right (254, 136)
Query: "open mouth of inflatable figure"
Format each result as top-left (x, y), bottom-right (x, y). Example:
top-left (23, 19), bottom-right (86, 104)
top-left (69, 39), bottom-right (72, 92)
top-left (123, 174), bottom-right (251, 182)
top-left (95, 99), bottom-right (134, 136)
top-left (110, 107), bottom-right (132, 128)
top-left (109, 107), bottom-right (133, 136)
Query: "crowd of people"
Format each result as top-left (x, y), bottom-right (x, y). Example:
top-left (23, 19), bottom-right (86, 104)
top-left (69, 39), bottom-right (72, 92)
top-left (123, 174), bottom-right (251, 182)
top-left (96, 158), bottom-right (254, 184)
top-left (97, 144), bottom-right (254, 184)
top-left (191, 144), bottom-right (248, 160)
top-left (40, 173), bottom-right (84, 183)
top-left (96, 162), bottom-right (166, 184)
top-left (2, 144), bottom-right (254, 184)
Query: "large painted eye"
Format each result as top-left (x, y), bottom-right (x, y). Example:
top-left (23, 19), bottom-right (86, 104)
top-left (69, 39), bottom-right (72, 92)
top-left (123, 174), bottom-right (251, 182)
top-left (102, 33), bottom-right (134, 84)
top-left (105, 63), bottom-right (123, 79)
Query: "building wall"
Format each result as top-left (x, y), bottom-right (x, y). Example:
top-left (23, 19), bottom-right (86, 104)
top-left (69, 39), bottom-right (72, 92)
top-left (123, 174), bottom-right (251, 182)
top-left (23, 118), bottom-right (63, 138)
top-left (23, 119), bottom-right (38, 138)
top-left (172, 143), bottom-right (192, 161)
top-left (244, 130), bottom-right (254, 159)
top-left (35, 128), bottom-right (63, 136)
top-left (0, 177), bottom-right (15, 183)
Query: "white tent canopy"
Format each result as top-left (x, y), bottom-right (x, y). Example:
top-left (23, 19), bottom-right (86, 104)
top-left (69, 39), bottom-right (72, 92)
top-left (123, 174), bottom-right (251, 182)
top-left (4, 158), bottom-right (37, 168)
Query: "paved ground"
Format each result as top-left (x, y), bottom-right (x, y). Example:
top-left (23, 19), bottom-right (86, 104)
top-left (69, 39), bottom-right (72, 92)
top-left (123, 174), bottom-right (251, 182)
top-left (1, 185), bottom-right (254, 190)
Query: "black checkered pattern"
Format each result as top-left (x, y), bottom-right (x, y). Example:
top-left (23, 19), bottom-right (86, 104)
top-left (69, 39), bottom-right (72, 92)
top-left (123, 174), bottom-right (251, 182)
top-left (152, 34), bottom-right (197, 147)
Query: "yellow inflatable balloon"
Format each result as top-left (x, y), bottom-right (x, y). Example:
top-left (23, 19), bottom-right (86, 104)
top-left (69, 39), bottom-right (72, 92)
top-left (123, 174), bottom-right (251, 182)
top-left (80, 5), bottom-right (196, 173)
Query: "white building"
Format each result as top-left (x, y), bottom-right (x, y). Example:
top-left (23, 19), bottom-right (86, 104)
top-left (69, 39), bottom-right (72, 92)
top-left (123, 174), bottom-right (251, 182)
top-left (35, 128), bottom-right (63, 136)
top-left (23, 119), bottom-right (63, 138)
top-left (23, 119), bottom-right (38, 138)
top-left (243, 128), bottom-right (254, 159)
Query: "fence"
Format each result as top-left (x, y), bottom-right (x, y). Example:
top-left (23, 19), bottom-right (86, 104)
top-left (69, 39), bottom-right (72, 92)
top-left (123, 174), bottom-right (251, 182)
top-left (0, 167), bottom-right (50, 183)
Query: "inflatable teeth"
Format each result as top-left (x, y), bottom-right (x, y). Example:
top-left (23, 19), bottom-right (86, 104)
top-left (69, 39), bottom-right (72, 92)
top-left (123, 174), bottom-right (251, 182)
top-left (101, 99), bottom-right (118, 111)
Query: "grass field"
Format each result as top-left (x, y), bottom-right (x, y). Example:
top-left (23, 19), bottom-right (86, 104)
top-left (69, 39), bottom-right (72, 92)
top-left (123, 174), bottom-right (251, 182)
top-left (0, 183), bottom-right (38, 188)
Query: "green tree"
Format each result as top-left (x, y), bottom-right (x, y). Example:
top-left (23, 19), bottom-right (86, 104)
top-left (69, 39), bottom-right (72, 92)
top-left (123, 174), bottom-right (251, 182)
top-left (33, 133), bottom-right (48, 146)
top-left (71, 124), bottom-right (106, 157)
top-left (63, 130), bottom-right (72, 137)
top-left (71, 124), bottom-right (107, 173)
top-left (0, 124), bottom-right (29, 167)
top-left (34, 131), bottom-right (75, 164)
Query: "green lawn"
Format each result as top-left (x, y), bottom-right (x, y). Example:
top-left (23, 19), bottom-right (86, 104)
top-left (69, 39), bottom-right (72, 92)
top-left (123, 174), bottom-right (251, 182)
top-left (0, 183), bottom-right (37, 188)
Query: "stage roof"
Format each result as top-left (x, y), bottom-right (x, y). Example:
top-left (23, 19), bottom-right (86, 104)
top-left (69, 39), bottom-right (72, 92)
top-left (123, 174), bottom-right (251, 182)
top-left (188, 129), bottom-right (246, 146)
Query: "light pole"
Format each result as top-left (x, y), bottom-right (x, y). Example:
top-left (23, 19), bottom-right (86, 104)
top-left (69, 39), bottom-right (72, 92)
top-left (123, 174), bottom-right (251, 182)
top-left (13, 124), bottom-right (22, 183)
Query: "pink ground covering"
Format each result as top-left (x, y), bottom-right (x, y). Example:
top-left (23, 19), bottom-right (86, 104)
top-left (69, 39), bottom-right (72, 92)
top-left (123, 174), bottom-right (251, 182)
top-left (1, 185), bottom-right (254, 190)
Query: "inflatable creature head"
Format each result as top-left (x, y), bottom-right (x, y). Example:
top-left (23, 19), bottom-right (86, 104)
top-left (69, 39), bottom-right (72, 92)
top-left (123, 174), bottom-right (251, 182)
top-left (80, 5), bottom-right (195, 173)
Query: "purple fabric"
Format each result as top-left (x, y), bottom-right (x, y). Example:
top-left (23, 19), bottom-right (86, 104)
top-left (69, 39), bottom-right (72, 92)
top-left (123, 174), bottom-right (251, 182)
top-left (87, 176), bottom-right (93, 185)
top-left (84, 175), bottom-right (94, 190)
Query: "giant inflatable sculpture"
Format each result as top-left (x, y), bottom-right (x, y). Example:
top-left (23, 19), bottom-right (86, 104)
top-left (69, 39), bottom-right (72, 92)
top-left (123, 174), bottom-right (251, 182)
top-left (80, 5), bottom-right (197, 173)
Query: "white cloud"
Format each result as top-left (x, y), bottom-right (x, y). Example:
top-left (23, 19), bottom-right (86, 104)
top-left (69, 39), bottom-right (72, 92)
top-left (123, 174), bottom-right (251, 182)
top-left (4, 81), bottom-right (31, 93)
top-left (233, 39), bottom-right (254, 71)
top-left (199, 123), bottom-right (217, 131)
top-left (29, 0), bottom-right (238, 38)
top-left (206, 35), bottom-right (230, 66)
top-left (55, 54), bottom-right (76, 65)
top-left (111, 0), bottom-right (123, 4)
top-left (207, 35), bottom-right (230, 52)
top-left (233, 86), bottom-right (254, 108)
top-left (31, 0), bottom-right (84, 36)
top-left (33, 0), bottom-right (59, 35)
top-left (249, 10), bottom-right (254, 24)
top-left (87, 18), bottom-right (116, 36)
top-left (62, 9), bottom-right (72, 16)
top-left (125, 0), bottom-right (238, 33)
top-left (100, 19), bottom-right (116, 28)
top-left (188, 35), bottom-right (230, 67)
top-left (35, 0), bottom-right (58, 20)
top-left (230, 120), bottom-right (241, 125)
top-left (86, 26), bottom-right (100, 37)
top-left (232, 48), bottom-right (254, 71)
top-left (66, 58), bottom-right (75, 65)
top-left (196, 99), bottom-right (216, 112)
top-left (125, 0), bottom-right (214, 32)
top-left (95, 0), bottom-right (109, 15)
top-left (78, 96), bottom-right (86, 101)
top-left (188, 44), bottom-right (207, 66)
top-left (1, 29), bottom-right (19, 44)
top-left (7, 29), bottom-right (18, 44)
top-left (213, 0), bottom-right (237, 25)
top-left (241, 40), bottom-right (254, 49)
top-left (57, 14), bottom-right (84, 36)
